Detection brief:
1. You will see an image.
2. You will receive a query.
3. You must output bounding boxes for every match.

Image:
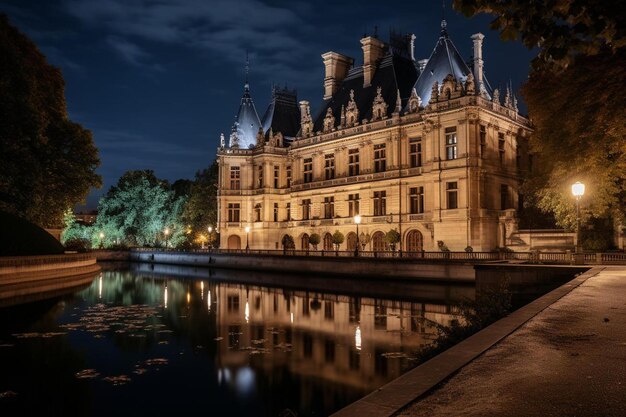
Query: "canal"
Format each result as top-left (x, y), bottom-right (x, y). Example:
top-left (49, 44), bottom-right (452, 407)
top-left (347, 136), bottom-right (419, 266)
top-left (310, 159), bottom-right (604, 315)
top-left (0, 264), bottom-right (473, 416)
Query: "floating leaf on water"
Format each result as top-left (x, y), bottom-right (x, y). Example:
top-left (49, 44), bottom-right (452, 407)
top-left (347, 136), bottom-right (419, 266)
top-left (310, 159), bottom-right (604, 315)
top-left (144, 358), bottom-right (168, 366)
top-left (251, 339), bottom-right (266, 345)
top-left (133, 368), bottom-right (148, 375)
top-left (0, 343), bottom-right (14, 348)
top-left (157, 330), bottom-right (173, 334)
top-left (75, 369), bottom-right (100, 379)
top-left (158, 341), bottom-right (169, 345)
top-left (213, 337), bottom-right (223, 341)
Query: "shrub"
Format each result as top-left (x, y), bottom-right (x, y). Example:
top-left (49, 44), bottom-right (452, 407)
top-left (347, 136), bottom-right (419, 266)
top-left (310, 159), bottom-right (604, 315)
top-left (464, 246), bottom-right (474, 252)
top-left (64, 238), bottom-right (91, 253)
top-left (309, 233), bottom-right (321, 250)
top-left (384, 229), bottom-right (401, 251)
top-left (437, 240), bottom-right (450, 251)
top-left (331, 230), bottom-right (345, 251)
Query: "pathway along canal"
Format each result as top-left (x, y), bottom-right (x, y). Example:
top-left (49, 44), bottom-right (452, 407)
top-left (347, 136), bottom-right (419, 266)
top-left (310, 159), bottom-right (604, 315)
top-left (0, 263), bottom-right (564, 416)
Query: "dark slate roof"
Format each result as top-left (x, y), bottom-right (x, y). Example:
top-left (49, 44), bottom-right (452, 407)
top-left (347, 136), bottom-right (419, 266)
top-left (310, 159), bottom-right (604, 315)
top-left (411, 22), bottom-right (492, 106)
top-left (234, 82), bottom-right (262, 149)
top-left (261, 86), bottom-right (300, 142)
top-left (312, 43), bottom-right (418, 132)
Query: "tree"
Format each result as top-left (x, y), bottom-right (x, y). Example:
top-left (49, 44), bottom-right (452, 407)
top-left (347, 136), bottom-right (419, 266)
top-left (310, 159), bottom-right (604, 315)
top-left (454, 1), bottom-right (626, 229)
top-left (60, 209), bottom-right (91, 244)
top-left (281, 234), bottom-right (295, 252)
top-left (93, 170), bottom-right (186, 247)
top-left (308, 233), bottom-right (321, 250)
top-left (331, 230), bottom-right (345, 252)
top-left (182, 160), bottom-right (219, 244)
top-left (384, 229), bottom-right (401, 252)
top-left (0, 15), bottom-right (101, 227)
top-left (453, 0), bottom-right (626, 71)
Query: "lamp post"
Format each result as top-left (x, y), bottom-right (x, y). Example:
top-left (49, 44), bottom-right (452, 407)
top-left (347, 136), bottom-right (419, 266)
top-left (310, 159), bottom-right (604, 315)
top-left (354, 214), bottom-right (361, 257)
top-left (99, 232), bottom-right (104, 249)
top-left (245, 226), bottom-right (250, 252)
top-left (571, 181), bottom-right (585, 254)
top-left (164, 227), bottom-right (170, 249)
top-left (207, 225), bottom-right (213, 249)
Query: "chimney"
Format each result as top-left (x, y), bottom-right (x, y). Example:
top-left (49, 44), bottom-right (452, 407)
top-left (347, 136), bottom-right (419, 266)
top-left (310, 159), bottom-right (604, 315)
top-left (360, 36), bottom-right (386, 88)
top-left (321, 52), bottom-right (354, 100)
top-left (417, 59), bottom-right (428, 72)
top-left (471, 33), bottom-right (485, 92)
top-left (408, 34), bottom-right (416, 61)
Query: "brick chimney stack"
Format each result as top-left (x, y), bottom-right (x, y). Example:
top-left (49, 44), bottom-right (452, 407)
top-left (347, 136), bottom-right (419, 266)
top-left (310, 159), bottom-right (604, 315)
top-left (360, 36), bottom-right (385, 88)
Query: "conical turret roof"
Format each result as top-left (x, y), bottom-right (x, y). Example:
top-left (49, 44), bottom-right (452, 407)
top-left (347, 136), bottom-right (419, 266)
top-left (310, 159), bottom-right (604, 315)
top-left (233, 81), bottom-right (262, 149)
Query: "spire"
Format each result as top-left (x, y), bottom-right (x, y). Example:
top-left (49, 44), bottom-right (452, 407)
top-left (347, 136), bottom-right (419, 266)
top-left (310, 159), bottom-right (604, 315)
top-left (244, 50), bottom-right (250, 91)
top-left (440, 0), bottom-right (448, 38)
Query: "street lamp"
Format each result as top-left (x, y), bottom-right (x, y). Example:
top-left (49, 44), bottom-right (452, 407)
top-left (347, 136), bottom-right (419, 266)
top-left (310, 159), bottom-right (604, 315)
top-left (571, 181), bottom-right (585, 254)
top-left (245, 226), bottom-right (251, 252)
top-left (354, 214), bottom-right (361, 257)
top-left (207, 225), bottom-right (213, 249)
top-left (164, 227), bottom-right (170, 248)
top-left (99, 232), bottom-right (104, 249)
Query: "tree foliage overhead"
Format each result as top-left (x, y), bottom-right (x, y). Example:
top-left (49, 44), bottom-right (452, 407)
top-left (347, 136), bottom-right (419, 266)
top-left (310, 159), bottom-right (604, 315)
top-left (454, 1), bottom-right (626, 229)
top-left (93, 170), bottom-right (186, 247)
top-left (0, 15), bottom-right (101, 227)
top-left (453, 0), bottom-right (626, 70)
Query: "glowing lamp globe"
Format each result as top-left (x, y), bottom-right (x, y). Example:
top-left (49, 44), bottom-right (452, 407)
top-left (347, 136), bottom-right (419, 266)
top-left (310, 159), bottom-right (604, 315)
top-left (571, 182), bottom-right (585, 198)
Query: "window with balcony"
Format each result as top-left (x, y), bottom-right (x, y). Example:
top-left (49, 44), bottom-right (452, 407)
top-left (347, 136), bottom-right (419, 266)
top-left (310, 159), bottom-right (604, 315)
top-left (286, 203), bottom-right (291, 221)
top-left (323, 196), bottom-right (334, 219)
top-left (303, 158), bottom-right (313, 183)
top-left (286, 165), bottom-right (292, 187)
top-left (257, 165), bottom-right (263, 188)
top-left (445, 127), bottom-right (457, 160)
top-left (254, 203), bottom-right (262, 222)
top-left (479, 125), bottom-right (486, 158)
top-left (274, 166), bottom-right (279, 188)
top-left (348, 149), bottom-right (360, 176)
top-left (273, 203), bottom-right (278, 222)
top-left (373, 191), bottom-right (386, 216)
top-left (498, 133), bottom-right (505, 165)
top-left (410, 187), bottom-right (424, 214)
top-left (409, 138), bottom-right (422, 168)
top-left (348, 194), bottom-right (360, 217)
top-left (446, 182), bottom-right (458, 209)
top-left (374, 143), bottom-right (386, 173)
top-left (229, 166), bottom-right (240, 190)
top-left (324, 154), bottom-right (335, 180)
top-left (227, 203), bottom-right (240, 222)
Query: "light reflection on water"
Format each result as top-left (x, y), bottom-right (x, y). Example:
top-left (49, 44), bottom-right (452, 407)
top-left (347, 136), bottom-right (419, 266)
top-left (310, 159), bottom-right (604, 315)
top-left (0, 266), bottom-right (469, 416)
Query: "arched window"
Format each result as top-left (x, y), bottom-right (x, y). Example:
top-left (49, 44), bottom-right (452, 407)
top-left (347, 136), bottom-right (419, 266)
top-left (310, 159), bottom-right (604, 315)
top-left (346, 232), bottom-right (357, 251)
top-left (372, 231), bottom-right (387, 252)
top-left (301, 233), bottom-right (310, 250)
top-left (323, 233), bottom-right (333, 251)
top-left (406, 230), bottom-right (423, 254)
top-left (227, 235), bottom-right (241, 250)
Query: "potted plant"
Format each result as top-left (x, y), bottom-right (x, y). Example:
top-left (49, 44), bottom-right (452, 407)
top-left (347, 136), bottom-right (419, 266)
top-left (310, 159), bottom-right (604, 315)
top-left (384, 229), bottom-right (401, 255)
top-left (332, 230), bottom-right (345, 255)
top-left (309, 233), bottom-right (321, 251)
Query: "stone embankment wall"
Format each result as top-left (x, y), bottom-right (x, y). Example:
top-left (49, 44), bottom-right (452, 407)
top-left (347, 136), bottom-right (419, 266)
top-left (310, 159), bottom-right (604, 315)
top-left (0, 254), bottom-right (100, 306)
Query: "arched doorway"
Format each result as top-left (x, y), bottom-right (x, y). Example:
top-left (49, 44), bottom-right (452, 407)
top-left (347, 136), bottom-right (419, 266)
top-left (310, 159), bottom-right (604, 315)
top-left (227, 235), bottom-right (241, 250)
top-left (301, 233), bottom-right (310, 250)
top-left (346, 232), bottom-right (357, 251)
top-left (323, 233), bottom-right (333, 251)
top-left (406, 230), bottom-right (423, 253)
top-left (372, 231), bottom-right (387, 252)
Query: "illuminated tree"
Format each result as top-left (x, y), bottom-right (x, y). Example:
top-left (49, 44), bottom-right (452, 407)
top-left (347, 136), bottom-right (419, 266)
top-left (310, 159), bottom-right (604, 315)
top-left (308, 233), bottom-right (321, 250)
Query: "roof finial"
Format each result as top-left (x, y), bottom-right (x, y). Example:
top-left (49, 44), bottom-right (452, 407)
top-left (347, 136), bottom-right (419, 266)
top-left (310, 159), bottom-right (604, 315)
top-left (440, 0), bottom-right (448, 38)
top-left (244, 50), bottom-right (250, 91)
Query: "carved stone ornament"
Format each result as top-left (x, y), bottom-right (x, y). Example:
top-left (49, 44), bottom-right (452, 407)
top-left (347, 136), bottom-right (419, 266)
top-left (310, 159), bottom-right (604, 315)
top-left (407, 88), bottom-right (421, 113)
top-left (504, 87), bottom-right (513, 109)
top-left (256, 127), bottom-right (265, 147)
top-left (229, 123), bottom-right (239, 148)
top-left (219, 133), bottom-right (225, 148)
top-left (440, 74), bottom-right (462, 100)
top-left (345, 89), bottom-right (359, 127)
top-left (395, 89), bottom-right (402, 113)
top-left (299, 100), bottom-right (313, 137)
top-left (431, 81), bottom-right (439, 102)
top-left (371, 86), bottom-right (388, 121)
top-left (340, 105), bottom-right (346, 129)
top-left (492, 88), bottom-right (500, 105)
top-left (323, 107), bottom-right (335, 133)
top-left (465, 73), bottom-right (475, 95)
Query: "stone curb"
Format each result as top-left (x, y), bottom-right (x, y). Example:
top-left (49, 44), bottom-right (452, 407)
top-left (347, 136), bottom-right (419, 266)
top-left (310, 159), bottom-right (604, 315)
top-left (331, 266), bottom-right (603, 417)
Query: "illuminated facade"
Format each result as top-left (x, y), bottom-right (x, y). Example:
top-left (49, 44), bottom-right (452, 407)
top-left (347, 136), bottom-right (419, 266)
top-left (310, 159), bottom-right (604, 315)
top-left (217, 22), bottom-right (532, 252)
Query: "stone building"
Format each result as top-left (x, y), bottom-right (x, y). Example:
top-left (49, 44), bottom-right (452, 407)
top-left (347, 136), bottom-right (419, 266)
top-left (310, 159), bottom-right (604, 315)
top-left (216, 21), bottom-right (532, 252)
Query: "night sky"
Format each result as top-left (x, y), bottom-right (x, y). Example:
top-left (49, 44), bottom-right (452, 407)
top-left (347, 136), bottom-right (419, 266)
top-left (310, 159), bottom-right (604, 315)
top-left (1, 0), bottom-right (535, 209)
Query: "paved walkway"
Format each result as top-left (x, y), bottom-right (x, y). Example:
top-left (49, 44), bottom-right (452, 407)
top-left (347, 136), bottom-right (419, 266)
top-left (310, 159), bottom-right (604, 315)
top-left (397, 266), bottom-right (626, 417)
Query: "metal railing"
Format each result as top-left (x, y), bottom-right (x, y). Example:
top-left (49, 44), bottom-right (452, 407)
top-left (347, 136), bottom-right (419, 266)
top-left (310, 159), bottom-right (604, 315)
top-left (130, 247), bottom-right (626, 265)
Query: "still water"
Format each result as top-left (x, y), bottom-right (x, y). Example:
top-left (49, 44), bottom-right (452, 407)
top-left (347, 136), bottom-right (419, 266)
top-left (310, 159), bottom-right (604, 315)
top-left (0, 264), bottom-right (473, 416)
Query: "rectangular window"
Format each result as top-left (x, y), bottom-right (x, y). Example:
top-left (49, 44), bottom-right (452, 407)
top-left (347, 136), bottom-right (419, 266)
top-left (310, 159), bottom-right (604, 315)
top-left (303, 158), bottom-right (313, 183)
top-left (409, 138), bottom-right (422, 168)
top-left (227, 295), bottom-right (240, 312)
top-left (500, 184), bottom-right (509, 210)
top-left (446, 182), bottom-right (458, 209)
top-left (274, 166), bottom-right (279, 188)
top-left (348, 194), bottom-right (360, 217)
top-left (302, 199), bottom-right (311, 220)
top-left (273, 203), bottom-right (278, 222)
top-left (324, 301), bottom-right (334, 320)
top-left (445, 127), bottom-right (457, 160)
top-left (479, 125), bottom-right (486, 158)
top-left (324, 196), bottom-right (335, 219)
top-left (348, 148), bottom-right (360, 176)
top-left (286, 203), bottom-right (291, 221)
top-left (255, 203), bottom-right (262, 222)
top-left (286, 165), bottom-right (292, 187)
top-left (409, 186), bottom-right (424, 214)
top-left (374, 143), bottom-right (386, 172)
top-left (373, 191), bottom-right (386, 216)
top-left (324, 154), bottom-right (335, 180)
top-left (227, 203), bottom-right (240, 222)
top-left (229, 167), bottom-right (240, 190)
top-left (498, 133), bottom-right (505, 165)
top-left (257, 165), bottom-right (263, 188)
